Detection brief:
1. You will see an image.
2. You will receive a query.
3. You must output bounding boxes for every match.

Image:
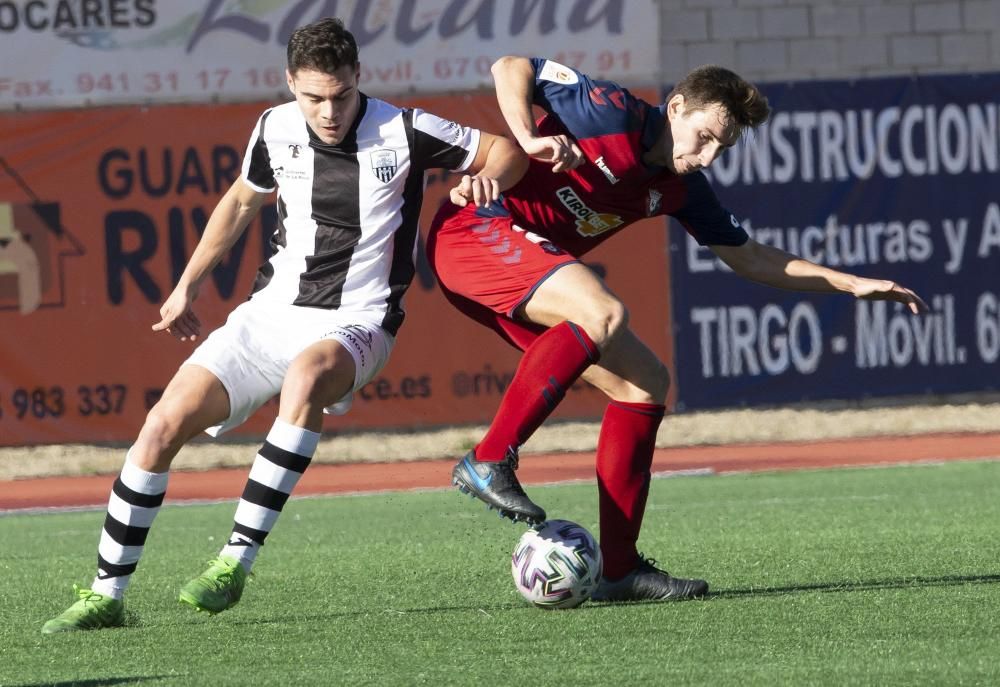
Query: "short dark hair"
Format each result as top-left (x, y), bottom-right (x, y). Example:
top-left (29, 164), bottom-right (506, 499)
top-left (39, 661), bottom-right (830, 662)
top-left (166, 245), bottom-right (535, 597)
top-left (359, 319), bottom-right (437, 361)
top-left (668, 65), bottom-right (770, 131)
top-left (286, 17), bottom-right (359, 75)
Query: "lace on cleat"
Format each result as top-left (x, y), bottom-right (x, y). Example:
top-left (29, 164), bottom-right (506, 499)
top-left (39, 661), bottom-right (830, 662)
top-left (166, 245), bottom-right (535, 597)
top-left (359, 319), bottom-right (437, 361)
top-left (591, 555), bottom-right (708, 603)
top-left (41, 584), bottom-right (125, 634)
top-left (178, 555), bottom-right (248, 614)
top-left (451, 448), bottom-right (546, 525)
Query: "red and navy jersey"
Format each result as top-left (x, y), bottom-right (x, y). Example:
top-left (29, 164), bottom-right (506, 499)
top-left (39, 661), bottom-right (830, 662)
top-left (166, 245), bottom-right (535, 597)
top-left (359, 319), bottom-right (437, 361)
top-left (500, 58), bottom-right (748, 256)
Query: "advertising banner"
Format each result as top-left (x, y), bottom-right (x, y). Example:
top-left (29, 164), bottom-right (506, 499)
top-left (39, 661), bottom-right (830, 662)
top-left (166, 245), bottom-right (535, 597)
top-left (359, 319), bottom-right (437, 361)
top-left (0, 89), bottom-right (671, 446)
top-left (0, 0), bottom-right (659, 110)
top-left (669, 73), bottom-right (1000, 410)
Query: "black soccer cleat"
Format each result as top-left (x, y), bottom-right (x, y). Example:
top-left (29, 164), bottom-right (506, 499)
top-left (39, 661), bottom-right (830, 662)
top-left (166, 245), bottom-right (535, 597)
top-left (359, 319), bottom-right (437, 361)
top-left (451, 448), bottom-right (546, 525)
top-left (591, 555), bottom-right (709, 602)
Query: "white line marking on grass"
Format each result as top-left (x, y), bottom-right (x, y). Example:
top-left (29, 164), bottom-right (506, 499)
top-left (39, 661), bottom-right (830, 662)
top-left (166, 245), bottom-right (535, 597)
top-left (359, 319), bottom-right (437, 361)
top-left (4, 456), bottom-right (998, 516)
top-left (652, 468), bottom-right (716, 479)
top-left (647, 493), bottom-right (894, 511)
top-left (713, 456), bottom-right (1000, 478)
top-left (0, 487), bottom-right (459, 517)
top-left (529, 477), bottom-right (596, 487)
top-left (0, 504), bottom-right (107, 517)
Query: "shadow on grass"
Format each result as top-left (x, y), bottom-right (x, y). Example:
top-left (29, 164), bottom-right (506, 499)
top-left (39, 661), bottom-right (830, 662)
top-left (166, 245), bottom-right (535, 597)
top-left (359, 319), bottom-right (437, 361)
top-left (98, 573), bottom-right (1000, 629)
top-left (213, 601), bottom-right (528, 625)
top-left (9, 678), bottom-right (172, 687)
top-left (713, 572), bottom-right (1000, 599)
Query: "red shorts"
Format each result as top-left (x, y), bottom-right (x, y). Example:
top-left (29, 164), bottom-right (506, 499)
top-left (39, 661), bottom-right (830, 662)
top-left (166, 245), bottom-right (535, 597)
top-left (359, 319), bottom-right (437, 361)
top-left (427, 202), bottom-right (578, 351)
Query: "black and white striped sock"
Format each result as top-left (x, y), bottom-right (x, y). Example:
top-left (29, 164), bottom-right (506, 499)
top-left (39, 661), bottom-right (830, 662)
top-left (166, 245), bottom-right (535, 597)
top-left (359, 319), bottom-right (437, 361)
top-left (221, 419), bottom-right (320, 573)
top-left (91, 453), bottom-right (169, 600)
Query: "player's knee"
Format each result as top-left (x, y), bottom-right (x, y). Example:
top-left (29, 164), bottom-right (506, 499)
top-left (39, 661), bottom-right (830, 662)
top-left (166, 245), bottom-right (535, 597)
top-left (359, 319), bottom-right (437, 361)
top-left (142, 403), bottom-right (184, 443)
top-left (606, 299), bottom-right (629, 339)
top-left (133, 403), bottom-right (189, 468)
top-left (579, 298), bottom-right (628, 349)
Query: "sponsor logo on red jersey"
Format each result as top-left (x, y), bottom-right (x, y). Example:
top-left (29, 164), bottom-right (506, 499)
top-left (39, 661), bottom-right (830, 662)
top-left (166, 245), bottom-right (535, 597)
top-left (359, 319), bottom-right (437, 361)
top-left (555, 186), bottom-right (623, 237)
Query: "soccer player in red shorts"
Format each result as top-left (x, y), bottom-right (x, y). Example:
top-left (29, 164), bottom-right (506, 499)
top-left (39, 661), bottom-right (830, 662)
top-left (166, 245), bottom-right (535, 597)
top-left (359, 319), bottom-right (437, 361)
top-left (428, 57), bottom-right (927, 602)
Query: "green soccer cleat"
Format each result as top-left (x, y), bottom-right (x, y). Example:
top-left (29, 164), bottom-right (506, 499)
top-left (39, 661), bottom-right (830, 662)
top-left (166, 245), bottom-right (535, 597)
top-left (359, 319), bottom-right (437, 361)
top-left (41, 584), bottom-right (125, 634)
top-left (178, 555), bottom-right (247, 614)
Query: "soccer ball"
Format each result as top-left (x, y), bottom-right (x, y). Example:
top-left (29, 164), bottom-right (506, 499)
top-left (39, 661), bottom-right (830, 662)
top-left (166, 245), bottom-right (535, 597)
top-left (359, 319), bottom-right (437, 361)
top-left (511, 519), bottom-right (603, 609)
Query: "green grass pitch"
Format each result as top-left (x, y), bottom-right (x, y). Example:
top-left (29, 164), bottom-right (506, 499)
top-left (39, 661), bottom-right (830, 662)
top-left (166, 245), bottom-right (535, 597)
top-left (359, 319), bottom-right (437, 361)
top-left (3, 459), bottom-right (1000, 686)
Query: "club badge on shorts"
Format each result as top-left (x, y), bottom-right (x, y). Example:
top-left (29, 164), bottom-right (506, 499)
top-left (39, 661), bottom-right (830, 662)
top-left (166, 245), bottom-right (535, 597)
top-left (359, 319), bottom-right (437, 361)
top-left (370, 149), bottom-right (398, 183)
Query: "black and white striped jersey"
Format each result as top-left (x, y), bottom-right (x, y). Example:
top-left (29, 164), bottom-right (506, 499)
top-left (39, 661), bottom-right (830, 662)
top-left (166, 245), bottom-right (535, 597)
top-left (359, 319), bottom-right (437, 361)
top-left (240, 93), bottom-right (480, 335)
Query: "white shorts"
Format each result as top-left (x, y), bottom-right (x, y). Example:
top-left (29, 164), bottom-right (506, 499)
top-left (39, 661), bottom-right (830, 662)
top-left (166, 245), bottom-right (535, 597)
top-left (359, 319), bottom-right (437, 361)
top-left (184, 300), bottom-right (394, 436)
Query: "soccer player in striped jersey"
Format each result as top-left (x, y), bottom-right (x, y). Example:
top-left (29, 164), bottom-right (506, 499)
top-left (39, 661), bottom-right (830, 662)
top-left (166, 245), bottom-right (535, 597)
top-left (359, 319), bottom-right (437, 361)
top-left (431, 57), bottom-right (927, 602)
top-left (41, 18), bottom-right (527, 633)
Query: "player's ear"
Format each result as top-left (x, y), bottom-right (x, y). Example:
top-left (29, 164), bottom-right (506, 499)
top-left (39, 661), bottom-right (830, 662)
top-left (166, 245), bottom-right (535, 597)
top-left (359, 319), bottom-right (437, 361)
top-left (666, 94), bottom-right (685, 120)
top-left (285, 69), bottom-right (296, 95)
top-left (354, 62), bottom-right (361, 85)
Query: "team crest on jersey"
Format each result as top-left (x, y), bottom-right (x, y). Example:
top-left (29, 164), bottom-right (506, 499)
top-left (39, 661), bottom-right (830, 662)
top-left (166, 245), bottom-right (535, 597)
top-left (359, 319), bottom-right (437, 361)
top-left (370, 149), bottom-right (398, 183)
top-left (555, 187), bottom-right (623, 237)
top-left (647, 189), bottom-right (662, 216)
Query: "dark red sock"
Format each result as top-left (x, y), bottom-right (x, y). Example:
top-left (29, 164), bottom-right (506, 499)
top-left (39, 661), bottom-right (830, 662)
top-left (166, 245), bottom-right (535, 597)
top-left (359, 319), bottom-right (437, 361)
top-left (596, 400), bottom-right (665, 580)
top-left (476, 321), bottom-right (599, 461)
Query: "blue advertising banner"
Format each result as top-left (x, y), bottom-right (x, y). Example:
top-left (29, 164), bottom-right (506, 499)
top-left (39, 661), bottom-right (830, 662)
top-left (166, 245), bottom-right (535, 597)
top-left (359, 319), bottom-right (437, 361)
top-left (669, 72), bottom-right (1000, 410)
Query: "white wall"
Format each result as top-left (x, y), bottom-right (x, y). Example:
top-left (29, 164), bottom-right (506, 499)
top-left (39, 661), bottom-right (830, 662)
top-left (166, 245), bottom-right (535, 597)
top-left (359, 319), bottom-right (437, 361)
top-left (659, 0), bottom-right (1000, 83)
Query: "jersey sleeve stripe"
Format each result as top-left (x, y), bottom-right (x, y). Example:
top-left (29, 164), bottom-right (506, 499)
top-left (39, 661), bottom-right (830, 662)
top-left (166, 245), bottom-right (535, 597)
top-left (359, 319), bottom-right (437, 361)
top-left (410, 108), bottom-right (481, 171)
top-left (244, 109), bottom-right (277, 192)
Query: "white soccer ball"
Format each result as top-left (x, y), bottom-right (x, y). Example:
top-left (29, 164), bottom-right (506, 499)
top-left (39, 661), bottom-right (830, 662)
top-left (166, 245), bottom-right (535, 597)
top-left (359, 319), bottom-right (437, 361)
top-left (511, 519), bottom-right (603, 609)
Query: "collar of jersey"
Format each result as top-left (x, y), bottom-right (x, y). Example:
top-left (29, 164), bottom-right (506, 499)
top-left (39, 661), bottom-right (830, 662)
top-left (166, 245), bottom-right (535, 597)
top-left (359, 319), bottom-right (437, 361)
top-left (306, 92), bottom-right (369, 151)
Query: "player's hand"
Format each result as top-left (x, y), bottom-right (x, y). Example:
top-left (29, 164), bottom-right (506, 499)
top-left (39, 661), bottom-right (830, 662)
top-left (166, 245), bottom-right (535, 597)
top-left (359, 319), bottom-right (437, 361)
top-left (449, 174), bottom-right (501, 208)
top-left (853, 278), bottom-right (928, 314)
top-left (521, 135), bottom-right (584, 173)
top-left (152, 285), bottom-right (202, 341)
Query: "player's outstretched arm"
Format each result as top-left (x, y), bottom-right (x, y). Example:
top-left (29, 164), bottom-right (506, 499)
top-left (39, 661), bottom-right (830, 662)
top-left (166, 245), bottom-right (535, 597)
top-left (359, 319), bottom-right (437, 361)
top-left (152, 177), bottom-right (270, 341)
top-left (491, 56), bottom-right (584, 173)
top-left (711, 239), bottom-right (928, 314)
top-left (449, 132), bottom-right (529, 208)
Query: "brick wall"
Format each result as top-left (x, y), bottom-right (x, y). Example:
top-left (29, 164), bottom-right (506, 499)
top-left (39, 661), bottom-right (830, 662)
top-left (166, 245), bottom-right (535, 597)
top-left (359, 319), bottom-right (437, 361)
top-left (659, 0), bottom-right (1000, 83)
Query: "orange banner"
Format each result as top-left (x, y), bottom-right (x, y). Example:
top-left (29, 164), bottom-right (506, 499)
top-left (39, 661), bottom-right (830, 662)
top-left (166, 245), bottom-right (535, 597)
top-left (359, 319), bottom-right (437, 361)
top-left (0, 91), bottom-right (672, 446)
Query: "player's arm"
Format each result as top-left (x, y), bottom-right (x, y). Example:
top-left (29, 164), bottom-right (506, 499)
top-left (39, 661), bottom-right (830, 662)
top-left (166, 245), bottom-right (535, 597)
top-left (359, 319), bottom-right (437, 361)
top-left (152, 177), bottom-right (270, 341)
top-left (491, 55), bottom-right (584, 172)
top-left (450, 131), bottom-right (529, 208)
top-left (711, 239), bottom-right (928, 314)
